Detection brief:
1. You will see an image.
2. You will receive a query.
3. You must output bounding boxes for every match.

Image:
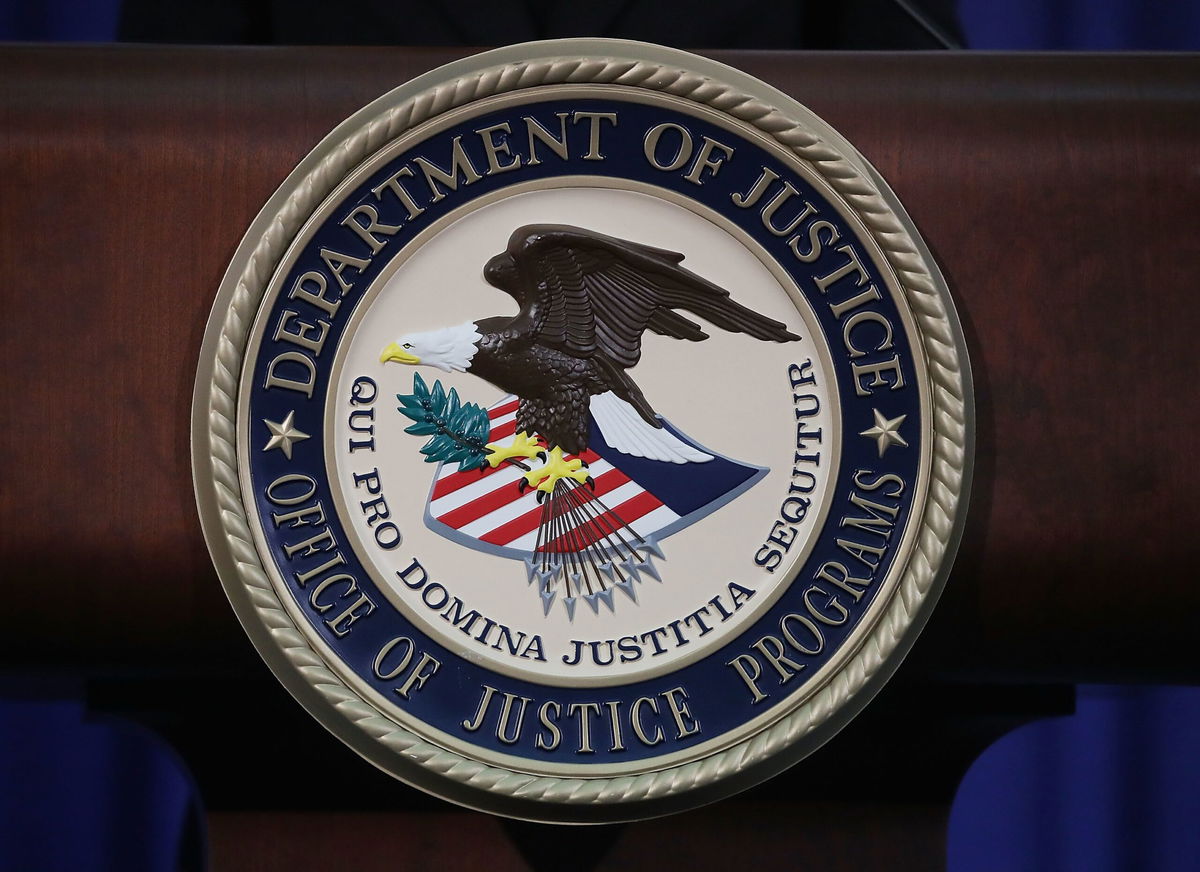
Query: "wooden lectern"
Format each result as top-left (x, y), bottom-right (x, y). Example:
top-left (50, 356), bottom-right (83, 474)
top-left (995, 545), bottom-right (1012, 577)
top-left (1, 46), bottom-right (1197, 870)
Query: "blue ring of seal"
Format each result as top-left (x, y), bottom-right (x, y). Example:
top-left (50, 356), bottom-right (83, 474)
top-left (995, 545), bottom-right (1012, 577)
top-left (244, 96), bottom-right (922, 766)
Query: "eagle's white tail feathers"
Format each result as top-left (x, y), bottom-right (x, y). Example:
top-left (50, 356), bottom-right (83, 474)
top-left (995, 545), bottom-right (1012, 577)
top-left (590, 392), bottom-right (712, 464)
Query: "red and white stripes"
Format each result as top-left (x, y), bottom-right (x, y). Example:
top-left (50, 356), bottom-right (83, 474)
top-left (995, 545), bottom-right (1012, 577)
top-left (427, 397), bottom-right (680, 553)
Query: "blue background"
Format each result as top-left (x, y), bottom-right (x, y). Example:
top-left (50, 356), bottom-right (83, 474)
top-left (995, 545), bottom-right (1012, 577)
top-left (2, 1), bottom-right (1198, 869)
top-left (6, 0), bottom-right (1200, 49)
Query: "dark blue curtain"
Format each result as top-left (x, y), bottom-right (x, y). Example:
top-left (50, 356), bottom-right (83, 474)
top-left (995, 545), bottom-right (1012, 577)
top-left (950, 687), bottom-right (1200, 872)
top-left (959, 0), bottom-right (1200, 49)
top-left (0, 0), bottom-right (119, 40)
top-left (0, 689), bottom-right (202, 871)
top-left (4, 0), bottom-right (1200, 48)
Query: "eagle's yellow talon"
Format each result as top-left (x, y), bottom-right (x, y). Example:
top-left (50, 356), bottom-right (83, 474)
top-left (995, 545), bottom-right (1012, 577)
top-left (524, 446), bottom-right (590, 493)
top-left (485, 431), bottom-right (542, 468)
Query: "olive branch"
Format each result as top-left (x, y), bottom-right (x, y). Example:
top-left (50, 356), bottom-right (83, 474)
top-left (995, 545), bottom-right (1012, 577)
top-left (396, 373), bottom-right (530, 472)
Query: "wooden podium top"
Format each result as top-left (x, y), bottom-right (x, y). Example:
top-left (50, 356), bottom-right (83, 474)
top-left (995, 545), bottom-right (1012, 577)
top-left (1, 46), bottom-right (1197, 684)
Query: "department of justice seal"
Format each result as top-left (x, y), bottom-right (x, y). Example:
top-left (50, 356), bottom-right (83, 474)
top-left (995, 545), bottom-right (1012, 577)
top-left (192, 39), bottom-right (972, 821)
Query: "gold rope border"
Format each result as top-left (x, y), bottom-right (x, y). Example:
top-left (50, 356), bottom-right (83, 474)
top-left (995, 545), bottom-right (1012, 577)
top-left (201, 52), bottom-right (968, 808)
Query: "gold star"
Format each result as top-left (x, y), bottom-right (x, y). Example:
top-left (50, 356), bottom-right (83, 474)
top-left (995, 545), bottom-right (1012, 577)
top-left (860, 409), bottom-right (908, 458)
top-left (263, 411), bottom-right (309, 460)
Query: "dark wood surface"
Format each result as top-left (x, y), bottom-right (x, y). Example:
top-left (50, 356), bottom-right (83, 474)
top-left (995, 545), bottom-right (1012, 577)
top-left (206, 802), bottom-right (948, 872)
top-left (2, 45), bottom-right (1197, 688)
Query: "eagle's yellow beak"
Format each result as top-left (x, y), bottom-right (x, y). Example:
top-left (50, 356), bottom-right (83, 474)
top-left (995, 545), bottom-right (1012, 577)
top-left (380, 342), bottom-right (421, 365)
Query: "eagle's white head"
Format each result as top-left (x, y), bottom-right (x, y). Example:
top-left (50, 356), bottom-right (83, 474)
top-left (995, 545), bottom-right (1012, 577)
top-left (380, 322), bottom-right (482, 372)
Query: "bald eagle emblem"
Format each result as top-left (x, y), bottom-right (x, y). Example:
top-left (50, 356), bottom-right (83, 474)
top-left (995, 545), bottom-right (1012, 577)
top-left (382, 224), bottom-right (799, 617)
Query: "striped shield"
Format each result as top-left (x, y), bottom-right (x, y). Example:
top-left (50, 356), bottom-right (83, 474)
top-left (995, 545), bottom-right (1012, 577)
top-left (424, 396), bottom-right (768, 562)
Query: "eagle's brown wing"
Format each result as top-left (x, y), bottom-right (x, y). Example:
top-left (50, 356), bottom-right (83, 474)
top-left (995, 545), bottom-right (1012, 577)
top-left (484, 223), bottom-right (799, 426)
top-left (505, 224), bottom-right (799, 369)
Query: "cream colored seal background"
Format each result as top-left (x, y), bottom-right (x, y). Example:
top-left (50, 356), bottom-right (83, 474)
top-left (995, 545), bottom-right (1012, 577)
top-left (327, 181), bottom-right (840, 685)
top-left (192, 39), bottom-right (973, 822)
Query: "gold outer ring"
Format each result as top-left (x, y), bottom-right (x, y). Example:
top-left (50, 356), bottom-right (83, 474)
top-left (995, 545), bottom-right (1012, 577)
top-left (191, 39), bottom-right (973, 822)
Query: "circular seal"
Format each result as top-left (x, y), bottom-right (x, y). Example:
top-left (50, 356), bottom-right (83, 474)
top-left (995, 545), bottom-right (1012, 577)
top-left (193, 39), bottom-right (972, 821)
